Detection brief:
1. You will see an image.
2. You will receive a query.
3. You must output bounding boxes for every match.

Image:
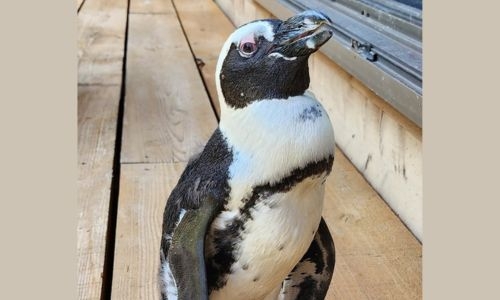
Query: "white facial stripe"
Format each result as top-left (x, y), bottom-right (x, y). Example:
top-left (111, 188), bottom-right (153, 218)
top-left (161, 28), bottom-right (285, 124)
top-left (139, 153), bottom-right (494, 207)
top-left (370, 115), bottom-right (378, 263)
top-left (215, 21), bottom-right (276, 117)
top-left (268, 52), bottom-right (297, 61)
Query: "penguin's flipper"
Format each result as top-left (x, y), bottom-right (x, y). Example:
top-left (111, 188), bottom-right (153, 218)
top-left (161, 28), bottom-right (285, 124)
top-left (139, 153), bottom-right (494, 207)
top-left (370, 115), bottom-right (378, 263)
top-left (166, 196), bottom-right (219, 300)
top-left (280, 217), bottom-right (335, 300)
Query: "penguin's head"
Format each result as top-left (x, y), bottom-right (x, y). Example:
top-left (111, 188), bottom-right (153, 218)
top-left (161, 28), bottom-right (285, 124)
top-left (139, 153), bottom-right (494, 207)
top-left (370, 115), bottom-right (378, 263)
top-left (215, 10), bottom-right (332, 113)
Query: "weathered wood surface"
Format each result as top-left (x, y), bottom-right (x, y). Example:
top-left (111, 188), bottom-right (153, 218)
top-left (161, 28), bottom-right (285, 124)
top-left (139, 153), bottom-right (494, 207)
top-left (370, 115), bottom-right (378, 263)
top-left (78, 0), bottom-right (422, 299)
top-left (120, 12), bottom-right (217, 164)
top-left (173, 0), bottom-right (236, 116)
top-left (324, 150), bottom-right (422, 299)
top-left (78, 0), bottom-right (128, 85)
top-left (111, 163), bottom-right (184, 300)
top-left (310, 53), bottom-right (423, 240)
top-left (77, 86), bottom-right (121, 300)
top-left (77, 0), bottom-right (128, 298)
top-left (130, 0), bottom-right (174, 14)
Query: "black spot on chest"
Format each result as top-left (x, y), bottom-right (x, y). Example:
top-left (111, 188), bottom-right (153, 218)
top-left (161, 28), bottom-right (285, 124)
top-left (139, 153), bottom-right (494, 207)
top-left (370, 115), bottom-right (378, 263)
top-left (299, 104), bottom-right (323, 122)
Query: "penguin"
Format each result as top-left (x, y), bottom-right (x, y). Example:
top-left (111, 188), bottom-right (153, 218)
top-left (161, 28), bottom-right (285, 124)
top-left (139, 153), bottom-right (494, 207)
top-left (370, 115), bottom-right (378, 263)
top-left (160, 10), bottom-right (336, 300)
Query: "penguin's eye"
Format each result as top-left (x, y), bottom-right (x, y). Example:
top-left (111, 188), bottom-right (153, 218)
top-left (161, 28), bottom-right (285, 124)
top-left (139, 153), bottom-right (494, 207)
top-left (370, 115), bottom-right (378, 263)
top-left (239, 41), bottom-right (258, 57)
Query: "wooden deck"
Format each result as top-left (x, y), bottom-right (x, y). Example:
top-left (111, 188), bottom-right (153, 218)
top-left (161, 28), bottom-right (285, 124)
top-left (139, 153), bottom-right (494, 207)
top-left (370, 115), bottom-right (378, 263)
top-left (77, 0), bottom-right (422, 299)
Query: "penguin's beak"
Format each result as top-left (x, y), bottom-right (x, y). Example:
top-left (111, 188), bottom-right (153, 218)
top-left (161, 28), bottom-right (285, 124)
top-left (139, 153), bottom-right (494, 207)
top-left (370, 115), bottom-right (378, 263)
top-left (270, 10), bottom-right (333, 57)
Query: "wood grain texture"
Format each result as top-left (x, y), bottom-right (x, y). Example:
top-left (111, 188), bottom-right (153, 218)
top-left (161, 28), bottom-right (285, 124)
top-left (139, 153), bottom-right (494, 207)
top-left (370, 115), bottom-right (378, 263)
top-left (78, 85), bottom-right (121, 300)
top-left (310, 53), bottom-right (423, 239)
top-left (323, 150), bottom-right (422, 299)
top-left (121, 13), bottom-right (217, 163)
top-left (83, 0), bottom-right (127, 10)
top-left (78, 0), bottom-right (127, 85)
top-left (215, 0), bottom-right (273, 27)
top-left (130, 0), bottom-right (174, 14)
top-left (173, 0), bottom-right (236, 116)
top-left (111, 163), bottom-right (186, 300)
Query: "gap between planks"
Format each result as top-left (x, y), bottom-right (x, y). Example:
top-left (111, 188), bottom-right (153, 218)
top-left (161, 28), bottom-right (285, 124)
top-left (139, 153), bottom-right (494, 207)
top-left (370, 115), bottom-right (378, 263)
top-left (120, 10), bottom-right (217, 164)
top-left (78, 0), bottom-right (129, 299)
top-left (78, 85), bottom-right (122, 300)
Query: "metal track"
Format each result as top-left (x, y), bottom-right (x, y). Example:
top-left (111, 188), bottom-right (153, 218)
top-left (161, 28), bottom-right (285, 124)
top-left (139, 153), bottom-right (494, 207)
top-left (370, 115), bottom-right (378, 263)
top-left (257, 0), bottom-right (422, 127)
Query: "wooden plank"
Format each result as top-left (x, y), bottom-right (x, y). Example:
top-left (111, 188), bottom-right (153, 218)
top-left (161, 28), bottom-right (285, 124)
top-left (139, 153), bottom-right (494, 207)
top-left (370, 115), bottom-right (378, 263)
top-left (111, 149), bottom-right (420, 299)
top-left (324, 150), bottom-right (421, 299)
top-left (78, 85), bottom-right (121, 300)
top-left (78, 0), bottom-right (127, 298)
top-left (80, 0), bottom-right (128, 14)
top-left (130, 0), bottom-right (174, 14)
top-left (121, 13), bottom-right (217, 163)
top-left (215, 0), bottom-right (274, 27)
top-left (172, 0), bottom-right (236, 116)
top-left (78, 0), bottom-right (128, 85)
top-left (310, 52), bottom-right (423, 239)
top-left (77, 0), bottom-right (84, 11)
top-left (111, 163), bottom-right (185, 300)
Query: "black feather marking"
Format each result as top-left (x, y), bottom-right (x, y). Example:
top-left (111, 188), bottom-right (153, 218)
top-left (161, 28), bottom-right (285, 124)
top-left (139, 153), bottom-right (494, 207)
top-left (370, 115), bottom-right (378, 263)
top-left (206, 155), bottom-right (334, 292)
top-left (295, 275), bottom-right (318, 300)
top-left (282, 218), bottom-right (336, 299)
top-left (159, 128), bottom-right (232, 299)
top-left (299, 104), bottom-right (323, 122)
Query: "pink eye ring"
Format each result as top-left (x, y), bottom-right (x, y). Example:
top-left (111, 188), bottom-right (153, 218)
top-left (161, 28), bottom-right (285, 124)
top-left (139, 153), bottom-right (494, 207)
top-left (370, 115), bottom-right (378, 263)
top-left (240, 42), bottom-right (257, 55)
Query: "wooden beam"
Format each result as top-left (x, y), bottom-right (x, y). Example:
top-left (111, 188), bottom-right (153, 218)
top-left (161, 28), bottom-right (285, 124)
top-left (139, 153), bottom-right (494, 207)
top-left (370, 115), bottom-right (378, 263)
top-left (78, 1), bottom-right (128, 298)
top-left (172, 0), bottom-right (236, 116)
top-left (77, 85), bottom-right (121, 300)
top-left (130, 0), bottom-right (174, 14)
top-left (120, 12), bottom-right (217, 163)
top-left (78, 0), bottom-right (128, 85)
top-left (324, 149), bottom-right (422, 299)
top-left (111, 163), bottom-right (185, 300)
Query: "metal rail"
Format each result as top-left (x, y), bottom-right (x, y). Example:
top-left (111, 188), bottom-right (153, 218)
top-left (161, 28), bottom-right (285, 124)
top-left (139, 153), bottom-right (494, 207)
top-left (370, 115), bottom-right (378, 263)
top-left (257, 0), bottom-right (422, 126)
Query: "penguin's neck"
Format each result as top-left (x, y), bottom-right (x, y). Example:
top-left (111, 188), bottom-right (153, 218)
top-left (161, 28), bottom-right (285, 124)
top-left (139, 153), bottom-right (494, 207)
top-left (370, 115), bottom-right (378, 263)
top-left (219, 94), bottom-right (335, 210)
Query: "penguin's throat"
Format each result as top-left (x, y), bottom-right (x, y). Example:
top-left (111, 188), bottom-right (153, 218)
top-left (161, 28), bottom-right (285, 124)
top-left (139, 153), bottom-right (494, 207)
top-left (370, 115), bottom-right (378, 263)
top-left (219, 95), bottom-right (334, 173)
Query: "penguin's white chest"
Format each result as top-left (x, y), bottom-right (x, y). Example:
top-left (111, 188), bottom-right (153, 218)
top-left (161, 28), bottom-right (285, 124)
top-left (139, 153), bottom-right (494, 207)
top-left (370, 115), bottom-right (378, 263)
top-left (207, 94), bottom-right (335, 299)
top-left (209, 175), bottom-right (327, 300)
